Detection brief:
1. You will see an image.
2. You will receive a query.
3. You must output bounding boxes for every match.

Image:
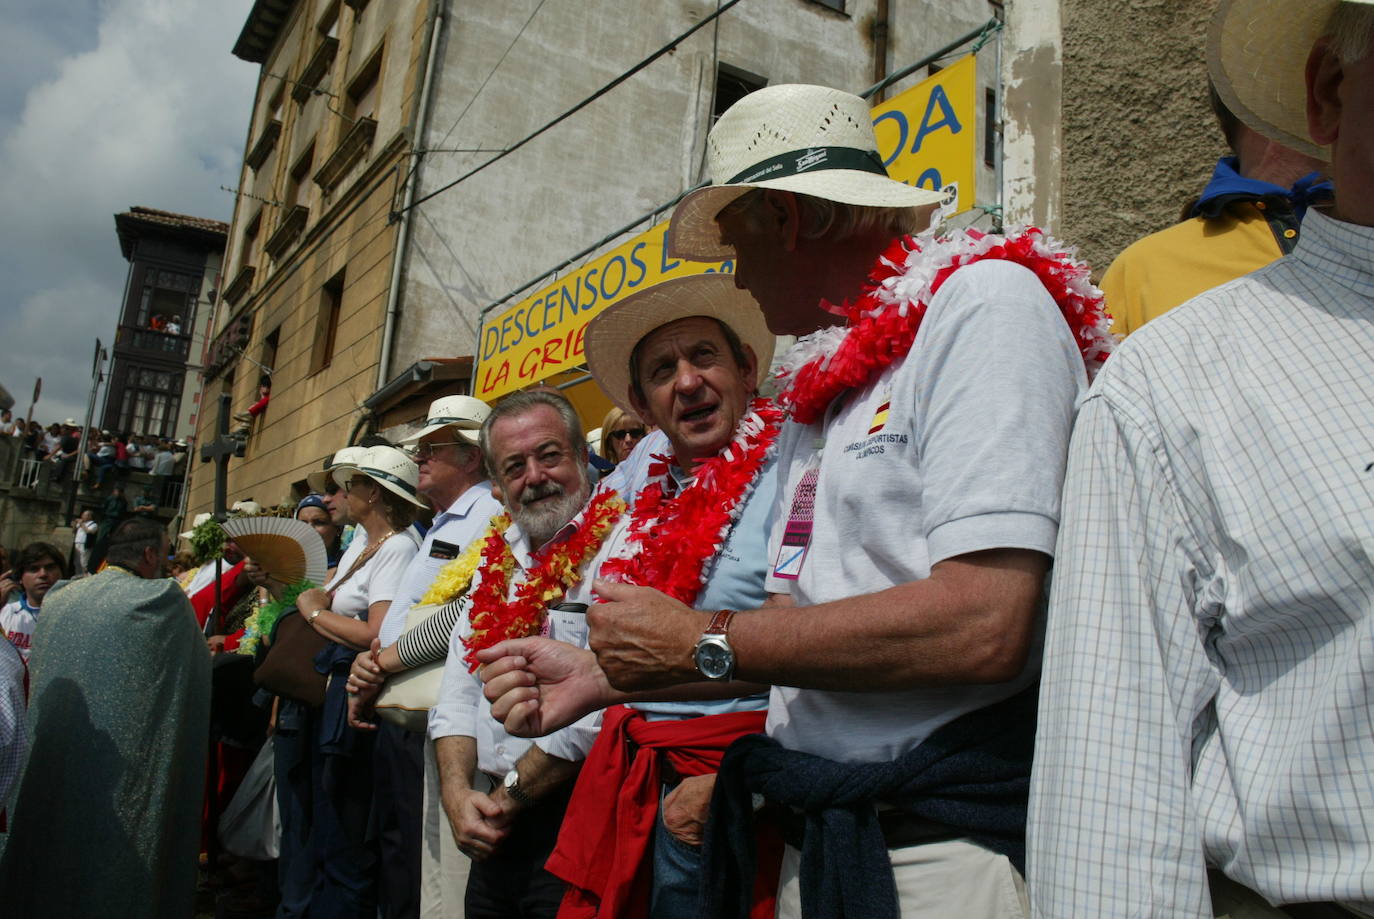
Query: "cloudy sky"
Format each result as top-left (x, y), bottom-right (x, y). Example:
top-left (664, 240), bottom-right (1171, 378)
top-left (0, 0), bottom-right (257, 425)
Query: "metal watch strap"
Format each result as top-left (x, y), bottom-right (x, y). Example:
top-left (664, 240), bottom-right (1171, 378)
top-left (504, 769), bottom-right (535, 807)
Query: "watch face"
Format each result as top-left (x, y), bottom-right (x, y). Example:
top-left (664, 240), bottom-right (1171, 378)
top-left (503, 770), bottom-right (518, 790)
top-left (696, 640), bottom-right (732, 680)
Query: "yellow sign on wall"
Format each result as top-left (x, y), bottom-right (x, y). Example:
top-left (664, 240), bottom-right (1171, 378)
top-left (475, 54), bottom-right (979, 401)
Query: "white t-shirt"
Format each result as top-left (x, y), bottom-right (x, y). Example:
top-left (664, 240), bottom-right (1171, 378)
top-left (327, 530), bottom-right (419, 619)
top-left (73, 520), bottom-right (96, 547)
top-left (763, 258), bottom-right (1086, 764)
top-left (0, 596), bottom-right (40, 662)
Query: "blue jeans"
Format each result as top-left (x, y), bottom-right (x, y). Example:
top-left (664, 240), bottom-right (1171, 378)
top-left (651, 785), bottom-right (704, 919)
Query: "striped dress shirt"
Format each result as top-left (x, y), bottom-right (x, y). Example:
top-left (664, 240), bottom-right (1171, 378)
top-left (1028, 207), bottom-right (1374, 918)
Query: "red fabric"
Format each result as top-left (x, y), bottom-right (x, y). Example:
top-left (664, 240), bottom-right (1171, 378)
top-left (247, 394), bottom-right (270, 417)
top-left (189, 560), bottom-right (247, 630)
top-left (546, 705), bottom-right (772, 919)
top-left (223, 629), bottom-right (244, 653)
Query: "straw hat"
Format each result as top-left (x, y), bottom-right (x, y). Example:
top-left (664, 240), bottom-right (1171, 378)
top-left (305, 445), bottom-right (367, 494)
top-left (332, 445), bottom-right (427, 508)
top-left (1208, 0), bottom-right (1373, 161)
top-left (400, 395), bottom-right (490, 446)
top-left (584, 274), bottom-right (776, 414)
top-left (667, 84), bottom-right (946, 261)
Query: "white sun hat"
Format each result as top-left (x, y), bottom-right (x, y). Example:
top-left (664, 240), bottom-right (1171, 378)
top-left (584, 274), bottom-right (776, 415)
top-left (306, 445), bottom-right (367, 494)
top-left (667, 83), bottom-right (946, 261)
top-left (1208, 0), bottom-right (1374, 161)
top-left (400, 395), bottom-right (490, 446)
top-left (332, 445), bottom-right (427, 508)
top-left (230, 500), bottom-right (265, 516)
top-left (178, 511), bottom-right (214, 539)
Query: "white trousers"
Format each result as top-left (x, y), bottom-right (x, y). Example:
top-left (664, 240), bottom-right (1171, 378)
top-left (419, 738), bottom-right (474, 919)
top-left (775, 838), bottom-right (1029, 919)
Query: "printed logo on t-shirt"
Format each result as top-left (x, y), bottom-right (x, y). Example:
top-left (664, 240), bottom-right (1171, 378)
top-left (773, 468), bottom-right (818, 580)
top-left (843, 391), bottom-right (909, 459)
top-left (868, 399), bottom-right (891, 434)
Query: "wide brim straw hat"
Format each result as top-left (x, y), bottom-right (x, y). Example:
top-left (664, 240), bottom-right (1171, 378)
top-left (332, 445), bottom-right (427, 508)
top-left (306, 445), bottom-right (367, 494)
top-left (1208, 0), bottom-right (1373, 161)
top-left (584, 274), bottom-right (776, 415)
top-left (667, 83), bottom-right (946, 261)
top-left (400, 394), bottom-right (490, 446)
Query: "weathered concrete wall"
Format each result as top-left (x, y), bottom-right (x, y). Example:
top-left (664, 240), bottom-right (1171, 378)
top-left (1059, 0), bottom-right (1225, 274)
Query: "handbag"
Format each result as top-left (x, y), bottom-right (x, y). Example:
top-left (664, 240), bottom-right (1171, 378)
top-left (218, 737), bottom-right (280, 860)
top-left (253, 610), bottom-right (329, 706)
top-left (252, 535), bottom-right (390, 707)
top-left (374, 601), bottom-right (447, 733)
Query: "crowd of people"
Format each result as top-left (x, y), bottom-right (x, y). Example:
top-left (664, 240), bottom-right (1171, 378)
top-left (0, 1), bottom-right (1371, 917)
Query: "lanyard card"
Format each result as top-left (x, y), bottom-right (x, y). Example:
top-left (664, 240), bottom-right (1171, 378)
top-left (773, 466), bottom-right (819, 580)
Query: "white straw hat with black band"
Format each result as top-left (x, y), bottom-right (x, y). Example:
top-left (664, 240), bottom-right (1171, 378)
top-left (584, 274), bottom-right (776, 415)
top-left (332, 445), bottom-right (428, 508)
top-left (400, 395), bottom-right (490, 446)
top-left (667, 83), bottom-right (947, 261)
top-left (1208, 0), bottom-right (1374, 162)
top-left (306, 445), bottom-right (367, 494)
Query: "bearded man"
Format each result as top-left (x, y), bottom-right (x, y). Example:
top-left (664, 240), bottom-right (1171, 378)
top-left (429, 390), bottom-right (621, 919)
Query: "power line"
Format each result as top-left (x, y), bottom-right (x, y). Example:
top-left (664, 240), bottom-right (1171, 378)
top-left (475, 16), bottom-right (1000, 320)
top-left (396, 0), bottom-right (745, 218)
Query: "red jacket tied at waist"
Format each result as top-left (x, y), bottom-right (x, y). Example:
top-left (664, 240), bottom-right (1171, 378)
top-left (545, 704), bottom-right (768, 919)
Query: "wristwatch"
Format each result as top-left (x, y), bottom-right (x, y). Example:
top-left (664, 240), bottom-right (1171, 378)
top-left (693, 609), bottom-right (737, 681)
top-left (502, 768), bottom-right (535, 808)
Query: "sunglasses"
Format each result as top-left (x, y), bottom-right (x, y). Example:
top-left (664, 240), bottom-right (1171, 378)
top-left (609, 427), bottom-right (646, 440)
top-left (405, 441), bottom-right (465, 461)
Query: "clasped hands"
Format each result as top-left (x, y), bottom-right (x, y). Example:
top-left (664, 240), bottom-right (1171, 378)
top-left (477, 579), bottom-right (708, 737)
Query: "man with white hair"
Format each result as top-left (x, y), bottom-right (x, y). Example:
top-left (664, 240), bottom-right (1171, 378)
top-left (1028, 2), bottom-right (1374, 916)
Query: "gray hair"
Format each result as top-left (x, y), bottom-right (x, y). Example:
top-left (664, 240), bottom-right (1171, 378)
top-left (478, 389), bottom-right (587, 480)
top-left (1328, 3), bottom-right (1374, 64)
top-left (720, 188), bottom-right (926, 243)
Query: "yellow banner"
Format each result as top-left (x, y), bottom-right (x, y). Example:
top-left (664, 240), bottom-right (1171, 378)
top-left (475, 54), bottom-right (979, 400)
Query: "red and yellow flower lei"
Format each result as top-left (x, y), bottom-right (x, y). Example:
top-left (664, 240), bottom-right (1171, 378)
top-left (775, 226), bottom-right (1114, 424)
top-left (460, 489), bottom-right (625, 671)
top-left (598, 398), bottom-right (783, 605)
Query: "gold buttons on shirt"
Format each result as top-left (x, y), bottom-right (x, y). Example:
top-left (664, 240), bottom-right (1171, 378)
top-left (1284, 229), bottom-right (1298, 239)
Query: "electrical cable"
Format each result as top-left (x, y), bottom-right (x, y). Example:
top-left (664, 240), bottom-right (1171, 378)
top-left (396, 0), bottom-right (745, 218)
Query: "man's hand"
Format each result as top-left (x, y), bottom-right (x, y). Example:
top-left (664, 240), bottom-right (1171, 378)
top-left (242, 557), bottom-right (271, 587)
top-left (476, 637), bottom-right (613, 737)
top-left (347, 639), bottom-right (387, 692)
top-left (586, 579), bottom-right (707, 691)
top-left (441, 786), bottom-right (511, 861)
top-left (0, 575), bottom-right (18, 598)
top-left (662, 773), bottom-right (716, 847)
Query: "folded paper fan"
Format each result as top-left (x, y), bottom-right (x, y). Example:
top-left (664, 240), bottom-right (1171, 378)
top-left (221, 516), bottom-right (329, 586)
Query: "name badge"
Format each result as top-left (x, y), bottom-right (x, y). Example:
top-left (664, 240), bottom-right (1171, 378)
top-left (773, 467), bottom-right (818, 580)
top-left (429, 539), bottom-right (459, 561)
top-left (542, 602), bottom-right (590, 649)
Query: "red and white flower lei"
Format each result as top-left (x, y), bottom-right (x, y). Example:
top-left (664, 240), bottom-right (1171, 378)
top-left (460, 489), bottom-right (625, 671)
top-left (598, 397), bottom-right (784, 605)
top-left (774, 226), bottom-right (1115, 424)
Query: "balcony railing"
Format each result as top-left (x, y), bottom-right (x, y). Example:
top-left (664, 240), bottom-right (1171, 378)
top-left (116, 325), bottom-right (191, 360)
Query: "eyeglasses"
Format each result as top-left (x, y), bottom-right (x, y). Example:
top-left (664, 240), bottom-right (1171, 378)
top-left (324, 481), bottom-right (340, 496)
top-left (406, 441), bottom-right (465, 461)
top-left (609, 427), bottom-right (646, 440)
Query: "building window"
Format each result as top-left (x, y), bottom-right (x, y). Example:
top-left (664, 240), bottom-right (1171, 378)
top-left (137, 268), bottom-right (198, 331)
top-left (310, 269), bottom-right (345, 374)
top-left (806, 0), bottom-right (845, 11)
top-left (285, 142), bottom-right (315, 209)
top-left (119, 367), bottom-right (182, 438)
top-left (242, 209), bottom-right (262, 268)
top-left (712, 63), bottom-right (767, 123)
top-left (346, 46), bottom-right (383, 122)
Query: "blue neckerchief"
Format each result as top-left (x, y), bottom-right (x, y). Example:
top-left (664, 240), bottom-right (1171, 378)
top-left (1192, 155), bottom-right (1332, 222)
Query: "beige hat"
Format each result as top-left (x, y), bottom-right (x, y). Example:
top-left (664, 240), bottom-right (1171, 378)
top-left (400, 395), bottom-right (490, 446)
top-left (332, 445), bottom-right (427, 508)
top-left (306, 445), bottom-right (366, 494)
top-left (584, 274), bottom-right (776, 414)
top-left (667, 84), bottom-right (946, 261)
top-left (1208, 0), bottom-right (1374, 161)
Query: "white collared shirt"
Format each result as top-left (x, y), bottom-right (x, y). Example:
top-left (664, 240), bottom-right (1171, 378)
top-left (1028, 208), bottom-right (1374, 917)
top-left (377, 482), bottom-right (503, 647)
top-left (428, 509), bottom-right (606, 776)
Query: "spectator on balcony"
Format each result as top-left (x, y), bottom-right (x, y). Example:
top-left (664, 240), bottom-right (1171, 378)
top-left (88, 432), bottom-right (116, 488)
top-left (0, 410), bottom-right (14, 437)
top-left (151, 440), bottom-right (176, 507)
top-left (165, 315), bottom-right (182, 335)
top-left (113, 433), bottom-right (130, 478)
top-left (50, 423), bottom-right (80, 483)
top-left (149, 313), bottom-right (166, 333)
top-left (39, 424), bottom-right (59, 460)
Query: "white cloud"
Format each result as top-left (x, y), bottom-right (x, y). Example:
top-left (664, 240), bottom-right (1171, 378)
top-left (0, 0), bottom-right (257, 424)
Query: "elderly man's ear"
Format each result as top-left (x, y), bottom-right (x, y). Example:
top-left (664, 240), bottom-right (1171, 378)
top-left (1306, 36), bottom-right (1344, 147)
